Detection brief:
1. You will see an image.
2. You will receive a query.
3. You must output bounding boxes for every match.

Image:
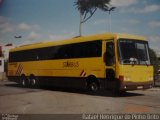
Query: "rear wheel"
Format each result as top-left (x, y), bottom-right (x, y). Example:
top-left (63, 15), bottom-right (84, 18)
top-left (20, 75), bottom-right (27, 87)
top-left (30, 75), bottom-right (39, 88)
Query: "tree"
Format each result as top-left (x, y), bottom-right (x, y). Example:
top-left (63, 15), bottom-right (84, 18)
top-left (75, 0), bottom-right (114, 36)
top-left (149, 48), bottom-right (159, 75)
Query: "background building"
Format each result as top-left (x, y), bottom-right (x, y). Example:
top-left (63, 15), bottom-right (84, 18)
top-left (0, 43), bottom-right (14, 80)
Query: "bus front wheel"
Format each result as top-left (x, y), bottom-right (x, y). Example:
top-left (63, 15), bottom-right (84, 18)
top-left (87, 76), bottom-right (100, 93)
top-left (89, 82), bottom-right (99, 92)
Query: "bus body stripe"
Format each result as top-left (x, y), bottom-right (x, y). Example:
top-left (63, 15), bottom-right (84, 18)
top-left (16, 64), bottom-right (23, 76)
top-left (80, 70), bottom-right (86, 77)
top-left (16, 65), bottom-right (20, 75)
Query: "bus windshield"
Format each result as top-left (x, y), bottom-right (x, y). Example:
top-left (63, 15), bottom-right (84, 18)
top-left (118, 39), bottom-right (150, 65)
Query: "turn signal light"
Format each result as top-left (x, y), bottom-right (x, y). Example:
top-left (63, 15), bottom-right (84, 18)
top-left (119, 75), bottom-right (124, 81)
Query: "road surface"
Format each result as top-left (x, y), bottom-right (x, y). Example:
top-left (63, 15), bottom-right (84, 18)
top-left (0, 81), bottom-right (160, 114)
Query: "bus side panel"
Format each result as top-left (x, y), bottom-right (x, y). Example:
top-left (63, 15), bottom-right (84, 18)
top-left (8, 57), bottom-right (106, 88)
top-left (21, 58), bottom-right (105, 78)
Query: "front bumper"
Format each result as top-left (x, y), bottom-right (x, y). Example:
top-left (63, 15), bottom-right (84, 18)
top-left (120, 81), bottom-right (153, 91)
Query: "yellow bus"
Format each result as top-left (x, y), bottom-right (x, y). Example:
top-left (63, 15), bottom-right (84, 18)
top-left (8, 33), bottom-right (153, 92)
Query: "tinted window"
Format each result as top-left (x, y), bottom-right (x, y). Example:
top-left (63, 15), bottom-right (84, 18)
top-left (9, 40), bottom-right (102, 62)
top-left (106, 42), bottom-right (115, 66)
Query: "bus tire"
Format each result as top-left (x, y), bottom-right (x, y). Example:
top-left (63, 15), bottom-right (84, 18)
top-left (30, 75), bottom-right (39, 88)
top-left (89, 82), bottom-right (99, 92)
top-left (87, 76), bottom-right (100, 93)
top-left (21, 75), bottom-right (27, 87)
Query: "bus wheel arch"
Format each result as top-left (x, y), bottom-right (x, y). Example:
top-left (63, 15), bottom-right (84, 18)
top-left (86, 75), bottom-right (100, 92)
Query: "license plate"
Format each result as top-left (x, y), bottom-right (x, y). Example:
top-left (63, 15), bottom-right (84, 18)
top-left (137, 86), bottom-right (143, 89)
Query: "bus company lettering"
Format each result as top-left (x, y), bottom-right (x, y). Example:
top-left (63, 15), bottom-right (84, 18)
top-left (63, 61), bottom-right (79, 68)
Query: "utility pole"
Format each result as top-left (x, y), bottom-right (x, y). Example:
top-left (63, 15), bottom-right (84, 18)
top-left (79, 12), bottom-right (83, 36)
top-left (107, 7), bottom-right (116, 32)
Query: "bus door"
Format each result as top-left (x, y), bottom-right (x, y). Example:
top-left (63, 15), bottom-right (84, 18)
top-left (105, 40), bottom-right (116, 90)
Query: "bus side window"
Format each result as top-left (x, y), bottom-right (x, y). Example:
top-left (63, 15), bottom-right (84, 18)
top-left (106, 42), bottom-right (115, 66)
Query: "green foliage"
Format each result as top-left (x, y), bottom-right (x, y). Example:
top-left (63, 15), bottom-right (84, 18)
top-left (149, 48), bottom-right (159, 74)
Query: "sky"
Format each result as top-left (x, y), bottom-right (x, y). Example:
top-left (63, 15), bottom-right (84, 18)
top-left (0, 0), bottom-right (160, 56)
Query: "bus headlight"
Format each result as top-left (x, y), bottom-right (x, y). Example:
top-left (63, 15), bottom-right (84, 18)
top-left (127, 78), bottom-right (131, 81)
top-left (124, 77), bottom-right (131, 81)
top-left (148, 77), bottom-right (153, 81)
top-left (150, 77), bottom-right (153, 81)
top-left (119, 76), bottom-right (131, 81)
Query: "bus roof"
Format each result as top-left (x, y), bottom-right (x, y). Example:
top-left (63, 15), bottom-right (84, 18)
top-left (10, 33), bottom-right (146, 52)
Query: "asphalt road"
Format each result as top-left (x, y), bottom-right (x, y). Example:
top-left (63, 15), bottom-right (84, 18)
top-left (0, 81), bottom-right (160, 114)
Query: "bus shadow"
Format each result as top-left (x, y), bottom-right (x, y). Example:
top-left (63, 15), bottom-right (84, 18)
top-left (42, 86), bottom-right (144, 97)
top-left (5, 83), bottom-right (144, 97)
